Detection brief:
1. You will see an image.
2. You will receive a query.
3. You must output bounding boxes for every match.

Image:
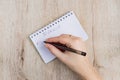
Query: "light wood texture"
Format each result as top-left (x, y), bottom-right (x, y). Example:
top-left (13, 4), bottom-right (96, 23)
top-left (0, 0), bottom-right (120, 80)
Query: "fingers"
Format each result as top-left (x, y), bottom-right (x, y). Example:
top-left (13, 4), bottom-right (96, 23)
top-left (46, 34), bottom-right (74, 47)
top-left (45, 43), bottom-right (66, 61)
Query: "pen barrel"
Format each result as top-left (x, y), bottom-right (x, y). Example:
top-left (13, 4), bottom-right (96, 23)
top-left (44, 41), bottom-right (87, 56)
top-left (68, 48), bottom-right (87, 56)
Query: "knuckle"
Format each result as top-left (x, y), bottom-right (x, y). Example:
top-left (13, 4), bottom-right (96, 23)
top-left (60, 34), bottom-right (67, 37)
top-left (74, 38), bottom-right (81, 43)
top-left (60, 34), bottom-right (66, 36)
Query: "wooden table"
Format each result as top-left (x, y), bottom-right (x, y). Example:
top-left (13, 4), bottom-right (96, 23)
top-left (0, 0), bottom-right (120, 80)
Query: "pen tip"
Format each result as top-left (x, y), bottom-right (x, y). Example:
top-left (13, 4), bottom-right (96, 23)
top-left (44, 41), bottom-right (47, 43)
top-left (44, 41), bottom-right (50, 44)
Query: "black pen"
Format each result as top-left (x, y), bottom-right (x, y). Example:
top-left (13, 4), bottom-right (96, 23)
top-left (44, 41), bottom-right (86, 56)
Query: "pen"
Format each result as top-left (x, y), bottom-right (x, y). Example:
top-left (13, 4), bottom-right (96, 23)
top-left (44, 41), bottom-right (86, 56)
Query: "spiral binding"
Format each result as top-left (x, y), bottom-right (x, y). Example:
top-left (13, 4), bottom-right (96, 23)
top-left (30, 11), bottom-right (73, 38)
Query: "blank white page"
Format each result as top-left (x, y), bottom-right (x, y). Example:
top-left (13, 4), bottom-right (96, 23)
top-left (29, 11), bottom-right (88, 63)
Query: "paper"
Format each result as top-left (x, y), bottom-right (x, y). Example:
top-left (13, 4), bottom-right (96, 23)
top-left (29, 11), bottom-right (88, 63)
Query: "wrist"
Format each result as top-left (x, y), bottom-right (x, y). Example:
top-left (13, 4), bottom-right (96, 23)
top-left (83, 67), bottom-right (102, 80)
top-left (77, 65), bottom-right (102, 80)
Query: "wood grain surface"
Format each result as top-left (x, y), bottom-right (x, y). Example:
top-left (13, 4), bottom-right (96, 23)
top-left (0, 0), bottom-right (120, 80)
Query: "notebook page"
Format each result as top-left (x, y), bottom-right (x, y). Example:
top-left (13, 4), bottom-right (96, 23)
top-left (29, 11), bottom-right (88, 63)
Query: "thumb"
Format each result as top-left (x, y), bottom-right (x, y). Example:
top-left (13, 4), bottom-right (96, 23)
top-left (45, 44), bottom-right (66, 61)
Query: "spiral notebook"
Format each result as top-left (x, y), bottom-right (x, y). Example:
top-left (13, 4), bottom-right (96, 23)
top-left (29, 11), bottom-right (88, 63)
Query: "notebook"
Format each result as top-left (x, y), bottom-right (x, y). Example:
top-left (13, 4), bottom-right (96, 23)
top-left (29, 11), bottom-right (88, 63)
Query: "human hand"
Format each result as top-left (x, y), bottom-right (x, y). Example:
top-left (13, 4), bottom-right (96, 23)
top-left (45, 34), bottom-right (102, 80)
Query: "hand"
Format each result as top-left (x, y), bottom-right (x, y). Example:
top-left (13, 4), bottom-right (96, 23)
top-left (45, 34), bottom-right (102, 80)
